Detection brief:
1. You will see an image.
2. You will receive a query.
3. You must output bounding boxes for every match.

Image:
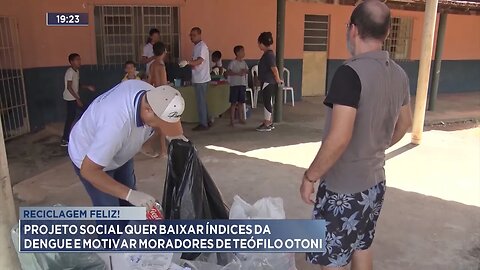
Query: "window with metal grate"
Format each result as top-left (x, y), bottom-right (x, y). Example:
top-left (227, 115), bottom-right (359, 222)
top-left (94, 6), bottom-right (180, 65)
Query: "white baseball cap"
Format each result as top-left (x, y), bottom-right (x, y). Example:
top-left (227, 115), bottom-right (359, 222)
top-left (145, 85), bottom-right (185, 137)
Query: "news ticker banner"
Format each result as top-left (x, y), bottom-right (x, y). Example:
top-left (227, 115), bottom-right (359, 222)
top-left (19, 207), bottom-right (326, 253)
top-left (20, 207), bottom-right (144, 220)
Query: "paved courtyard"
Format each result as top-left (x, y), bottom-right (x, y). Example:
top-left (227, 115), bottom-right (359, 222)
top-left (6, 92), bottom-right (480, 270)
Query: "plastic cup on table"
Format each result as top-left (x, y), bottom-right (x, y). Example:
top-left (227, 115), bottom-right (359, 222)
top-left (174, 79), bottom-right (182, 87)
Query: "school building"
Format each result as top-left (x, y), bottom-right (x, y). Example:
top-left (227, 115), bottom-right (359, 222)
top-left (1, 0), bottom-right (479, 139)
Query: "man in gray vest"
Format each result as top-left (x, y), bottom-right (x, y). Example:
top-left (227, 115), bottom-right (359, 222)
top-left (300, 1), bottom-right (412, 269)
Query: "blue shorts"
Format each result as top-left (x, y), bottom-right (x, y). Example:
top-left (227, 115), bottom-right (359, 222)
top-left (229, 85), bottom-right (246, 104)
top-left (307, 181), bottom-right (386, 267)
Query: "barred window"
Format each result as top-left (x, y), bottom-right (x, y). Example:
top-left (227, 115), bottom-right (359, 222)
top-left (383, 17), bottom-right (413, 60)
top-left (303, 14), bottom-right (329, 52)
top-left (94, 6), bottom-right (179, 65)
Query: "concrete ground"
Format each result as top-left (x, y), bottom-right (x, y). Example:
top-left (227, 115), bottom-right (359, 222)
top-left (7, 92), bottom-right (480, 270)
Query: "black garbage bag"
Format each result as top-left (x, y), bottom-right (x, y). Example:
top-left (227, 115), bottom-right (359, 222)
top-left (162, 139), bottom-right (230, 261)
top-left (162, 139), bottom-right (229, 220)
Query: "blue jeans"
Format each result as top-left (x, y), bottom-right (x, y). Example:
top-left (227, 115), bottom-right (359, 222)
top-left (73, 159), bottom-right (136, 206)
top-left (193, 82), bottom-right (209, 127)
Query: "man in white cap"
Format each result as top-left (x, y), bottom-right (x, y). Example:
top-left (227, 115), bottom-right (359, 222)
top-left (68, 80), bottom-right (185, 209)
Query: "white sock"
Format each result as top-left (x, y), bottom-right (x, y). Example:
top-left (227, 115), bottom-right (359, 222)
top-left (264, 108), bottom-right (272, 121)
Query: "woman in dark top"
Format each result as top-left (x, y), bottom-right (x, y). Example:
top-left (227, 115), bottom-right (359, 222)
top-left (256, 32), bottom-right (283, 132)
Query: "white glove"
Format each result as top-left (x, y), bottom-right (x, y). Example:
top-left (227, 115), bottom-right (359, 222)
top-left (179, 60), bottom-right (189, 68)
top-left (126, 189), bottom-right (156, 208)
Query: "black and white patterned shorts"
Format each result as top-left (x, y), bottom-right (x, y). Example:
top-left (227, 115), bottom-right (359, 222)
top-left (307, 181), bottom-right (386, 267)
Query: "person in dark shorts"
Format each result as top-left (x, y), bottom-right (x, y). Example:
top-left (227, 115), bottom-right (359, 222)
top-left (226, 45), bottom-right (248, 126)
top-left (299, 1), bottom-right (413, 269)
top-left (256, 32), bottom-right (283, 132)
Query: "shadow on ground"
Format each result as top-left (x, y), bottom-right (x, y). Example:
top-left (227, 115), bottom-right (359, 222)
top-left (12, 124), bottom-right (480, 270)
top-left (7, 96), bottom-right (480, 270)
top-left (6, 130), bottom-right (69, 185)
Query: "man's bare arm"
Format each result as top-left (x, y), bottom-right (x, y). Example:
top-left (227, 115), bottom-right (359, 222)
top-left (140, 55), bottom-right (155, 64)
top-left (305, 105), bottom-right (357, 180)
top-left (226, 69), bottom-right (239, 76)
top-left (270, 67), bottom-right (283, 84)
top-left (188, 57), bottom-right (204, 67)
top-left (390, 104), bottom-right (412, 147)
top-left (80, 156), bottom-right (130, 200)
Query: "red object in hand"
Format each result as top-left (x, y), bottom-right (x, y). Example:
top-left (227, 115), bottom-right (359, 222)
top-left (146, 202), bottom-right (164, 220)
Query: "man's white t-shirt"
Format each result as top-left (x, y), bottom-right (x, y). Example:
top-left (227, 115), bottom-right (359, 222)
top-left (63, 67), bottom-right (80, 101)
top-left (227, 60), bottom-right (248, 86)
top-left (143, 43), bottom-right (154, 75)
top-left (68, 80), bottom-right (155, 171)
top-left (192, 41), bottom-right (211, 84)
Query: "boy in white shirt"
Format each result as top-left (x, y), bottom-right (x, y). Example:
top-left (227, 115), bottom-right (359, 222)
top-left (141, 28), bottom-right (160, 77)
top-left (122, 61), bottom-right (141, 82)
top-left (226, 46), bottom-right (248, 126)
top-left (61, 53), bottom-right (94, 147)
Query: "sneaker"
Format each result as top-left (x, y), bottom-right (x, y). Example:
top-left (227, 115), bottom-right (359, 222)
top-left (256, 124), bottom-right (272, 132)
top-left (268, 124), bottom-right (275, 130)
top-left (60, 139), bottom-right (68, 147)
top-left (192, 125), bottom-right (209, 131)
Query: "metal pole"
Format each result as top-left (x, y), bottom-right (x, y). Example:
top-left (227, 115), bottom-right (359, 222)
top-left (411, 0), bottom-right (439, 145)
top-left (428, 12), bottom-right (447, 111)
top-left (274, 0), bottom-right (286, 123)
top-left (0, 118), bottom-right (21, 269)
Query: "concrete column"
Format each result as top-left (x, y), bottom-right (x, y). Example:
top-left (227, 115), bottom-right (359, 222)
top-left (274, 0), bottom-right (286, 123)
top-left (0, 119), bottom-right (21, 269)
top-left (428, 12), bottom-right (448, 111)
top-left (411, 0), bottom-right (439, 144)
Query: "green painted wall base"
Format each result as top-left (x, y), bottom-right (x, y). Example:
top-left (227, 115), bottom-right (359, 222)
top-left (17, 58), bottom-right (480, 132)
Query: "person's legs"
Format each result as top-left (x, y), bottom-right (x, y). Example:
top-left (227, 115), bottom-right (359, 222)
top-left (307, 181), bottom-right (386, 269)
top-left (62, 101), bottom-right (77, 142)
top-left (229, 103), bottom-right (236, 126)
top-left (307, 182), bottom-right (355, 268)
top-left (262, 84), bottom-right (273, 125)
top-left (238, 86), bottom-right (246, 124)
top-left (159, 132), bottom-right (167, 157)
top-left (74, 104), bottom-right (86, 122)
top-left (203, 83), bottom-right (212, 126)
top-left (351, 248), bottom-right (373, 270)
top-left (141, 133), bottom-right (160, 158)
top-left (320, 266), bottom-right (347, 270)
top-left (141, 132), bottom-right (167, 158)
top-left (257, 84), bottom-right (274, 131)
top-left (351, 181), bottom-right (386, 270)
top-left (238, 102), bottom-right (245, 124)
top-left (193, 83), bottom-right (208, 128)
top-left (229, 86), bottom-right (238, 125)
